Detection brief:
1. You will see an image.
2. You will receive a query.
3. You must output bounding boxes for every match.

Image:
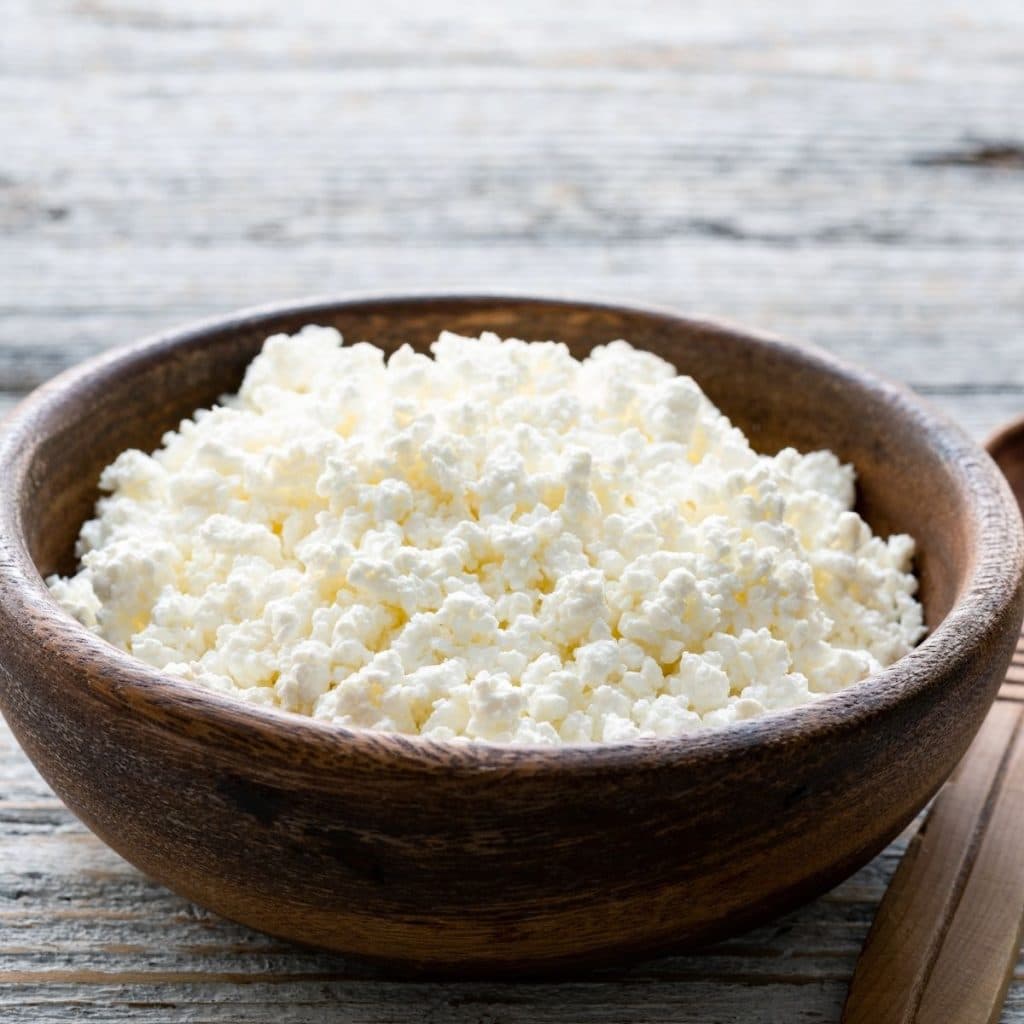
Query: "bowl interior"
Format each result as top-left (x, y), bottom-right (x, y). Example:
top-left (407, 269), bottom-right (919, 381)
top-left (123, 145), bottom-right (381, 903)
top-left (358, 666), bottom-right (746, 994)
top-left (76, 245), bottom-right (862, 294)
top-left (23, 297), bottom-right (969, 639)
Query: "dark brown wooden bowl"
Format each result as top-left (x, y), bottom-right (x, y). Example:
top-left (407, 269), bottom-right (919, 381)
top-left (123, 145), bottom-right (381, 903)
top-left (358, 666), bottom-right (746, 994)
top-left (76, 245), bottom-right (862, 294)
top-left (0, 295), bottom-right (1021, 975)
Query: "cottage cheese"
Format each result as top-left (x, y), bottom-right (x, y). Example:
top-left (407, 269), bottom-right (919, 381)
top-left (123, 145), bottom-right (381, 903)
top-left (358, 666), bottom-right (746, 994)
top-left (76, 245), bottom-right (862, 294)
top-left (48, 327), bottom-right (924, 744)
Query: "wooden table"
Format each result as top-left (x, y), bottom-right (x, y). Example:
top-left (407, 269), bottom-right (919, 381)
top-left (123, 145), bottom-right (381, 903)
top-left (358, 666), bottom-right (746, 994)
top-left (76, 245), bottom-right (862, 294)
top-left (2, 1), bottom-right (1022, 1019)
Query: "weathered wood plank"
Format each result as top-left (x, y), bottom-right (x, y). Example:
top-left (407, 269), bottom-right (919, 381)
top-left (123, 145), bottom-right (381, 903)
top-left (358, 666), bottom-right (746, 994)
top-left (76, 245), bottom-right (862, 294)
top-left (4, 2), bottom-right (1022, 254)
top-left (3, 73), bottom-right (1023, 247)
top-left (3, 0), bottom-right (1023, 80)
top-left (0, 980), bottom-right (849, 1024)
top-left (2, 245), bottom-right (1024, 393)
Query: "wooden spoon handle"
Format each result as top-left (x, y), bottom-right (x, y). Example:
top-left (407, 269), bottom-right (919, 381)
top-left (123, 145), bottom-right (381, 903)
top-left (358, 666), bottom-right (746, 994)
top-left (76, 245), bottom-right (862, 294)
top-left (915, 719), bottom-right (1024, 1023)
top-left (843, 643), bottom-right (1024, 1024)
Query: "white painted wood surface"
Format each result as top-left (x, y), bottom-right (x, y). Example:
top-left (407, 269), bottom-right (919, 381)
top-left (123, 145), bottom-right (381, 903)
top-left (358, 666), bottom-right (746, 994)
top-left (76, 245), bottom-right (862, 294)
top-left (1, 1), bottom-right (1022, 1019)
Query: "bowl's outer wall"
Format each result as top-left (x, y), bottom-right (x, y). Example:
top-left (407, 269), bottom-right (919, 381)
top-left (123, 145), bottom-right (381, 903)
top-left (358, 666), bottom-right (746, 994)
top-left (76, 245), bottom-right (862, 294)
top-left (0, 296), bottom-right (1021, 972)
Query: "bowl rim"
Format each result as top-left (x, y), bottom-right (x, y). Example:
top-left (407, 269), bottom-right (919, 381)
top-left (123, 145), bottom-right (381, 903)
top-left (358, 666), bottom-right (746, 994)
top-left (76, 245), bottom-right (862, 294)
top-left (0, 292), bottom-right (1021, 773)
top-left (985, 412), bottom-right (1024, 460)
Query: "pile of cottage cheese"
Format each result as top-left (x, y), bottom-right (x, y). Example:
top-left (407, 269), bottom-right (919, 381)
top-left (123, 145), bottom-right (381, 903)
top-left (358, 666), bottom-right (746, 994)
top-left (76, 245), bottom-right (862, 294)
top-left (49, 327), bottom-right (924, 744)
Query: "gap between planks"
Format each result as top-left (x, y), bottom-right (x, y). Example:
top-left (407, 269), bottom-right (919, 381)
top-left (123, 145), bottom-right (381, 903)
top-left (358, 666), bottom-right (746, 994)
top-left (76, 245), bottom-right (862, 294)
top-left (0, 969), bottom-right (855, 988)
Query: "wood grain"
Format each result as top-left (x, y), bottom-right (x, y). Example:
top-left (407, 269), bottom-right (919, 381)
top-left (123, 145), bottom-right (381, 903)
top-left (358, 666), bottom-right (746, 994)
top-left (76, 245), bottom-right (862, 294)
top-left (1, 0), bottom-right (1024, 1018)
top-left (916, 714), bottom-right (1024, 1023)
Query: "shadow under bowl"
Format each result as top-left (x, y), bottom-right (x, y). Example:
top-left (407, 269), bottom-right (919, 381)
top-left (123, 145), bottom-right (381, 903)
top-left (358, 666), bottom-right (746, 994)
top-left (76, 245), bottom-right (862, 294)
top-left (0, 294), bottom-right (1021, 974)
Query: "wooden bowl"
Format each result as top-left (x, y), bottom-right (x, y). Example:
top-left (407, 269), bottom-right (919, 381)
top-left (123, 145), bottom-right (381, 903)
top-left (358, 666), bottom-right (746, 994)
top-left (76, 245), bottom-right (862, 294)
top-left (0, 295), bottom-right (1021, 975)
top-left (987, 413), bottom-right (1024, 504)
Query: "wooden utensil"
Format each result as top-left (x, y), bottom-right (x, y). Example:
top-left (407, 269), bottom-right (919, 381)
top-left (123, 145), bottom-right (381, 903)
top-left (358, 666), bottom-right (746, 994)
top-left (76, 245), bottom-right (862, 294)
top-left (843, 418), bottom-right (1024, 1024)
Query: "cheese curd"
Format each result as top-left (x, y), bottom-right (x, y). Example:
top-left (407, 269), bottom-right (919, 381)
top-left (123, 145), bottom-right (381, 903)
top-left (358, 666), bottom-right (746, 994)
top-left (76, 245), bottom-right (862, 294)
top-left (48, 327), bottom-right (925, 744)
